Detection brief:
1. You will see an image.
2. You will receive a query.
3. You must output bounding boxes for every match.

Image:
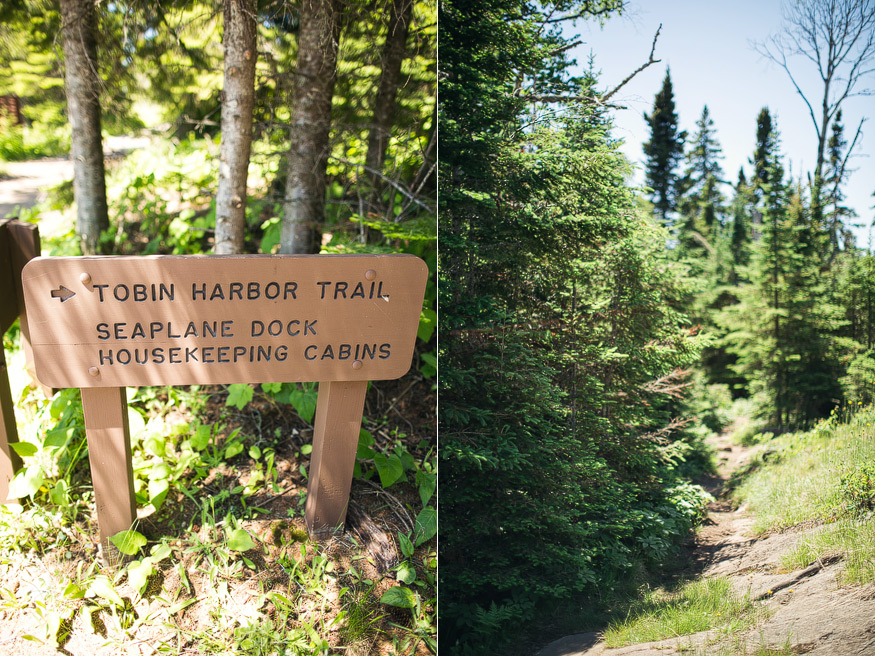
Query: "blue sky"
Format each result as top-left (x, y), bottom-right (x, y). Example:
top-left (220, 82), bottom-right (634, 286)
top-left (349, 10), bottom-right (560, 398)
top-left (569, 0), bottom-right (875, 242)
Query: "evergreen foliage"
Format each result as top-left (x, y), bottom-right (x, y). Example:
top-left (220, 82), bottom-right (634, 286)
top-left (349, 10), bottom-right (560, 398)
top-left (642, 69), bottom-right (685, 225)
top-left (440, 2), bottom-right (710, 652)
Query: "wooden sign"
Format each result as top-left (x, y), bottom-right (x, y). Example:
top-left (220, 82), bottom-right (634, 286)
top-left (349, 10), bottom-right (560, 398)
top-left (0, 219), bottom-right (42, 504)
top-left (20, 254), bottom-right (428, 560)
top-left (21, 254), bottom-right (427, 388)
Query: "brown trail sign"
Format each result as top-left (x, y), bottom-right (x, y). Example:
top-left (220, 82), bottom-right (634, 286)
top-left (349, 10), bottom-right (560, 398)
top-left (0, 219), bottom-right (42, 504)
top-left (21, 253), bottom-right (428, 560)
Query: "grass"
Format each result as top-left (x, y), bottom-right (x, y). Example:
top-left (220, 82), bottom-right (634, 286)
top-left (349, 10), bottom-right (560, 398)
top-left (734, 404), bottom-right (875, 534)
top-left (781, 516), bottom-right (875, 584)
top-left (602, 576), bottom-right (767, 648)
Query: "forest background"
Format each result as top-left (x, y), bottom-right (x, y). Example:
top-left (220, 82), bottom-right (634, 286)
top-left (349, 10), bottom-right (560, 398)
top-left (439, 0), bottom-right (875, 654)
top-left (0, 0), bottom-right (437, 653)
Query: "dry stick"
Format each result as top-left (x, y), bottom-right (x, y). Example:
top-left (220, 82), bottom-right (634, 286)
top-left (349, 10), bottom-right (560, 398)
top-left (358, 477), bottom-right (414, 533)
top-left (601, 24), bottom-right (663, 104)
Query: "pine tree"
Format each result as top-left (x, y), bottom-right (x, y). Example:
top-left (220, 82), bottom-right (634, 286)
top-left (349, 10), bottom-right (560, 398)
top-left (642, 69), bottom-right (685, 225)
top-left (676, 105), bottom-right (725, 253)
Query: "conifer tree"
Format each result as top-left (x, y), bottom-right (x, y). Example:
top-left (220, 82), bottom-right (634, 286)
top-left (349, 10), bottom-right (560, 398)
top-left (642, 69), bottom-right (685, 225)
top-left (676, 106), bottom-right (725, 254)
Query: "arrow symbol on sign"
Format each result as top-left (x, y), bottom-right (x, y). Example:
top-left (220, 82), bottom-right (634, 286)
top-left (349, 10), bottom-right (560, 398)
top-left (51, 286), bottom-right (76, 302)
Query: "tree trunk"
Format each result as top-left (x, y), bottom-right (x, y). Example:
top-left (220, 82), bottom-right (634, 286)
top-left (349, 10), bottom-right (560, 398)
top-left (214, 0), bottom-right (257, 254)
top-left (60, 0), bottom-right (108, 255)
top-left (365, 0), bottom-right (413, 215)
top-left (280, 0), bottom-right (342, 254)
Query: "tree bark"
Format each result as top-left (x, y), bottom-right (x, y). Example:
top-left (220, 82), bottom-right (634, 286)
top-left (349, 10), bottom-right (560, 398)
top-left (60, 0), bottom-right (108, 255)
top-left (280, 0), bottom-right (342, 254)
top-left (214, 0), bottom-right (257, 254)
top-left (365, 0), bottom-right (413, 214)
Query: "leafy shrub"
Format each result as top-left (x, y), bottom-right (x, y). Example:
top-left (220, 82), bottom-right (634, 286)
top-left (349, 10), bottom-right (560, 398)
top-left (0, 121), bottom-right (69, 161)
top-left (837, 462), bottom-right (875, 513)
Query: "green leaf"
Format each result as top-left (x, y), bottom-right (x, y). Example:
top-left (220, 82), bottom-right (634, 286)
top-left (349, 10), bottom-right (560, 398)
top-left (44, 427), bottom-right (75, 449)
top-left (126, 559), bottom-right (154, 595)
top-left (249, 445), bottom-right (262, 460)
top-left (373, 453), bottom-right (405, 488)
top-left (261, 381), bottom-right (282, 394)
top-left (88, 575), bottom-right (124, 607)
top-left (380, 586), bottom-right (417, 608)
top-left (49, 480), bottom-right (69, 506)
top-left (398, 532), bottom-right (414, 558)
top-left (148, 478), bottom-right (169, 509)
top-left (226, 384), bottom-right (254, 410)
top-left (227, 528), bottom-right (255, 552)
top-left (357, 430), bottom-right (376, 459)
top-left (7, 466), bottom-right (44, 499)
top-left (416, 471), bottom-right (436, 507)
top-left (150, 544), bottom-right (173, 562)
top-left (289, 387), bottom-right (317, 423)
top-left (127, 407), bottom-right (147, 441)
top-left (62, 581), bottom-right (86, 600)
top-left (300, 443), bottom-right (312, 455)
top-left (395, 561), bottom-right (416, 584)
top-left (224, 441), bottom-right (244, 459)
top-left (109, 530), bottom-right (147, 556)
top-left (9, 442), bottom-right (37, 458)
top-left (417, 307), bottom-right (437, 342)
top-left (191, 425), bottom-right (211, 451)
top-left (414, 506), bottom-right (437, 547)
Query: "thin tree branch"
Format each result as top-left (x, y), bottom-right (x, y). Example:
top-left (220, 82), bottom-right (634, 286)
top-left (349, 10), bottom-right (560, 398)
top-left (602, 23), bottom-right (662, 102)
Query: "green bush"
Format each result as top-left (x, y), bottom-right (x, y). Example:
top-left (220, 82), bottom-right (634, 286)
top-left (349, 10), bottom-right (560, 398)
top-left (837, 462), bottom-right (875, 513)
top-left (0, 122), bottom-right (69, 161)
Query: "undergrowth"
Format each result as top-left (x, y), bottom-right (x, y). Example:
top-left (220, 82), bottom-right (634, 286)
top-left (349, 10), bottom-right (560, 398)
top-left (0, 329), bottom-right (436, 654)
top-left (734, 403), bottom-right (875, 584)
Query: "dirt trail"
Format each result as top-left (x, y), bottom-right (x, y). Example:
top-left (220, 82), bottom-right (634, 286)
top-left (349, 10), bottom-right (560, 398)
top-left (536, 429), bottom-right (875, 656)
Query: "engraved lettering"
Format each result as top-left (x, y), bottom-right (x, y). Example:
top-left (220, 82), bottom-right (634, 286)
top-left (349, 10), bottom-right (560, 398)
top-left (117, 349), bottom-right (131, 365)
top-left (114, 284), bottom-right (129, 302)
top-left (230, 282), bottom-right (243, 300)
top-left (221, 320), bottom-right (233, 337)
top-left (305, 345), bottom-right (318, 360)
top-left (97, 323), bottom-right (110, 340)
top-left (304, 319), bottom-right (317, 336)
top-left (192, 283), bottom-right (206, 300)
top-left (334, 282), bottom-right (348, 299)
top-left (218, 346), bottom-right (230, 363)
top-left (284, 282), bottom-right (297, 299)
top-left (94, 284), bottom-right (109, 301)
top-left (317, 281), bottom-right (330, 299)
top-left (265, 282), bottom-right (279, 299)
top-left (210, 283), bottom-right (224, 301)
top-left (350, 282), bottom-right (365, 299)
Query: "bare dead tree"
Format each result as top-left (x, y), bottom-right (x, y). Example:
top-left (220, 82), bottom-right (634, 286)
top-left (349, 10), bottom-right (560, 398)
top-left (214, 0), bottom-right (257, 254)
top-left (755, 0), bottom-right (875, 210)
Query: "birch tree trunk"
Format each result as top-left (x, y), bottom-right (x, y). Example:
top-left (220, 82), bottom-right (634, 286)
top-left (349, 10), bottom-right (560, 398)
top-left (214, 0), bottom-right (257, 254)
top-left (280, 0), bottom-right (342, 254)
top-left (365, 0), bottom-right (413, 214)
top-left (60, 0), bottom-right (108, 255)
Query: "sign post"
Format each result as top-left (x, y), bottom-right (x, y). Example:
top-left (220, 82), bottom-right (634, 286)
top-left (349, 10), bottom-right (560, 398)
top-left (21, 254), bottom-right (428, 556)
top-left (0, 219), bottom-right (41, 503)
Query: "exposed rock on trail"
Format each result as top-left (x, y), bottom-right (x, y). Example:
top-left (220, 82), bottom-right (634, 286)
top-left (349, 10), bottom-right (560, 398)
top-left (536, 429), bottom-right (875, 656)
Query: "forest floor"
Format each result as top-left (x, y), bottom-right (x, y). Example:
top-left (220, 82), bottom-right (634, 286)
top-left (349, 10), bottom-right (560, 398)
top-left (536, 426), bottom-right (875, 656)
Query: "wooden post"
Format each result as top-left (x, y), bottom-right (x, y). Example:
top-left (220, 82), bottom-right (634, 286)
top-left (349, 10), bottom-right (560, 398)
top-left (0, 219), bottom-right (42, 503)
top-left (305, 380), bottom-right (368, 538)
top-left (0, 348), bottom-right (22, 503)
top-left (81, 387), bottom-right (135, 565)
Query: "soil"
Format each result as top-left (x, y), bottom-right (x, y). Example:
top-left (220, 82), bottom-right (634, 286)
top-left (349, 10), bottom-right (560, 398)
top-left (536, 427), bottom-right (875, 656)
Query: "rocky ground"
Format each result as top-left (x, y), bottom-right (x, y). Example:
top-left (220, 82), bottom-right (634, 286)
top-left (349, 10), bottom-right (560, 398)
top-left (536, 430), bottom-right (875, 656)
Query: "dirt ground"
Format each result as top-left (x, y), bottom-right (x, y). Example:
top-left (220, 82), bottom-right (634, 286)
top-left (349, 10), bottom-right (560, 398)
top-left (536, 430), bottom-right (875, 656)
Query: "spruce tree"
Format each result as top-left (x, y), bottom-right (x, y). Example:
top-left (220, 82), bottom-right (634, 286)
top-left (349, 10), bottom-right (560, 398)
top-left (642, 69), bottom-right (685, 225)
top-left (676, 106), bottom-right (725, 254)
